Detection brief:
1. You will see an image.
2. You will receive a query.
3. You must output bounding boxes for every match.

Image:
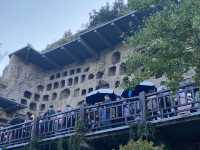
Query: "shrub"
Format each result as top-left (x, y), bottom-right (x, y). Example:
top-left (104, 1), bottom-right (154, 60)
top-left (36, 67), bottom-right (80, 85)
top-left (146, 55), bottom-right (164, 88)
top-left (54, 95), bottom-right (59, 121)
top-left (120, 139), bottom-right (164, 150)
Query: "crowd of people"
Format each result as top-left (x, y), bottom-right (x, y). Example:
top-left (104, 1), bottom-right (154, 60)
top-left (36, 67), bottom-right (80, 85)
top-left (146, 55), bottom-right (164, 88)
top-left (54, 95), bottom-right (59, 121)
top-left (0, 84), bottom-right (200, 145)
top-left (146, 87), bottom-right (200, 120)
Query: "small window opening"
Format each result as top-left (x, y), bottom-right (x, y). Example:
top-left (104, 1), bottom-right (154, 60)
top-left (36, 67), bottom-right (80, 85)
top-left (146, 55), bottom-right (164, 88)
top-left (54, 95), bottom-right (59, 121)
top-left (47, 84), bottom-right (52, 91)
top-left (29, 102), bottom-right (37, 111)
top-left (88, 74), bottom-right (94, 80)
top-left (56, 73), bottom-right (61, 78)
top-left (54, 82), bottom-right (59, 89)
top-left (21, 99), bottom-right (27, 105)
top-left (52, 93), bottom-right (57, 101)
top-left (61, 80), bottom-right (65, 88)
top-left (70, 69), bottom-right (75, 75)
top-left (74, 77), bottom-right (79, 85)
top-left (34, 94), bottom-right (40, 101)
top-left (81, 89), bottom-right (87, 95)
top-left (60, 89), bottom-right (70, 99)
top-left (24, 91), bottom-right (32, 99)
top-left (74, 88), bottom-right (80, 97)
top-left (43, 95), bottom-right (49, 101)
top-left (68, 78), bottom-right (73, 86)
top-left (108, 66), bottom-right (116, 76)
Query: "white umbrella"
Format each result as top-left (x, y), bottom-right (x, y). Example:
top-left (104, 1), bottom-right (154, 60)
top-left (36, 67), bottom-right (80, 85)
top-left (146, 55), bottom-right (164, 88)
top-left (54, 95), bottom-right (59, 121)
top-left (140, 80), bottom-right (155, 86)
top-left (86, 89), bottom-right (114, 97)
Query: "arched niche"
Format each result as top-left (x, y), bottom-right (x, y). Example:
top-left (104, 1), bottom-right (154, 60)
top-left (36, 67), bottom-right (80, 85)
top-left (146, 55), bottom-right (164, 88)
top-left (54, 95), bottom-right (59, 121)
top-left (60, 88), bottom-right (70, 99)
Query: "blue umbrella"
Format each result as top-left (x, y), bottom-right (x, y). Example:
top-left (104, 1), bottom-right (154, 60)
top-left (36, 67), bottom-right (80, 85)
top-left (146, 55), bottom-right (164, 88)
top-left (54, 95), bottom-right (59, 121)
top-left (86, 89), bottom-right (118, 105)
top-left (121, 81), bottom-right (157, 98)
top-left (132, 81), bottom-right (157, 96)
top-left (9, 117), bottom-right (25, 125)
top-left (121, 89), bottom-right (134, 98)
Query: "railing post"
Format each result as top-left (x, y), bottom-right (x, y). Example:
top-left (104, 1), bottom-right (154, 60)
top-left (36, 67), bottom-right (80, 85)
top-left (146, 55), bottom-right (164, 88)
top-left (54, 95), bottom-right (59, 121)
top-left (139, 92), bottom-right (146, 122)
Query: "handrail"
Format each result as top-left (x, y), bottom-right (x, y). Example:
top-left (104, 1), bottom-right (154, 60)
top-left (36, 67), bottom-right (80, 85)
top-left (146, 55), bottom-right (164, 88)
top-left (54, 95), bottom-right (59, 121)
top-left (0, 85), bottom-right (199, 148)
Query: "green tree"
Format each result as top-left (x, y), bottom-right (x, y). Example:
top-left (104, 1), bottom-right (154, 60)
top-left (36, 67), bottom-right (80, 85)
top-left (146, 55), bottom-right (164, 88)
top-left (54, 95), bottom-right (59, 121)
top-left (46, 29), bottom-right (74, 50)
top-left (129, 122), bottom-right (155, 141)
top-left (28, 136), bottom-right (40, 150)
top-left (45, 0), bottom-right (128, 50)
top-left (125, 0), bottom-right (200, 90)
top-left (67, 120), bottom-right (91, 150)
top-left (88, 0), bottom-right (127, 28)
top-left (128, 0), bottom-right (160, 10)
top-left (57, 138), bottom-right (64, 150)
top-left (120, 139), bottom-right (164, 150)
top-left (2, 145), bottom-right (7, 150)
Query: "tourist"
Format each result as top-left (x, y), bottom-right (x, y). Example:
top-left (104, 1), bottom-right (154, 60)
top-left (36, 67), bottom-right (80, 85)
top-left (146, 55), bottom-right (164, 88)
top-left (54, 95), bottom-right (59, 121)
top-left (123, 101), bottom-right (129, 124)
top-left (66, 111), bottom-right (71, 129)
top-left (30, 114), bottom-right (35, 121)
top-left (70, 109), bottom-right (76, 127)
top-left (195, 89), bottom-right (200, 102)
top-left (128, 90), bottom-right (132, 98)
top-left (43, 105), bottom-right (56, 134)
top-left (48, 105), bottom-right (56, 116)
top-left (89, 106), bottom-right (97, 130)
top-left (26, 112), bottom-right (34, 122)
top-left (176, 89), bottom-right (191, 115)
top-left (37, 115), bottom-right (45, 136)
top-left (99, 105), bottom-right (107, 127)
top-left (55, 109), bottom-right (63, 130)
top-left (164, 94), bottom-right (173, 117)
top-left (194, 89), bottom-right (200, 111)
top-left (104, 95), bottom-right (111, 103)
top-left (116, 95), bottom-right (122, 101)
top-left (65, 107), bottom-right (76, 128)
top-left (63, 105), bottom-right (72, 129)
top-left (98, 104), bottom-right (103, 127)
top-left (186, 92), bottom-right (193, 112)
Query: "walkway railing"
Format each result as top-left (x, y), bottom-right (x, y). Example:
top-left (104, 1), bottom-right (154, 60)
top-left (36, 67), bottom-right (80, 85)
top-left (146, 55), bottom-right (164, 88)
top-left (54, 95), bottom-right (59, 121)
top-left (0, 84), bottom-right (199, 148)
top-left (0, 121), bottom-right (32, 146)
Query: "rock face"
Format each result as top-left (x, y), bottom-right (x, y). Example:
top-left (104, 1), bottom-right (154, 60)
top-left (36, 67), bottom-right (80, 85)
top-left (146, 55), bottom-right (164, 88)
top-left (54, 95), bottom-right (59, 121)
top-left (0, 45), bottom-right (135, 116)
top-left (0, 45), bottom-right (164, 117)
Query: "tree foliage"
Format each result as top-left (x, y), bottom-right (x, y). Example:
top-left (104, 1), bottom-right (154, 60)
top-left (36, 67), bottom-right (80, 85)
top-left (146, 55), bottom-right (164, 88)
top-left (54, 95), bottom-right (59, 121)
top-left (128, 0), bottom-right (160, 10)
top-left (28, 136), bottom-right (40, 150)
top-left (129, 122), bottom-right (155, 141)
top-left (67, 121), bottom-right (91, 150)
top-left (56, 138), bottom-right (65, 150)
top-left (46, 30), bottom-right (74, 50)
top-left (88, 0), bottom-right (127, 28)
top-left (120, 139), bottom-right (164, 150)
top-left (125, 0), bottom-right (200, 90)
top-left (46, 0), bottom-right (127, 50)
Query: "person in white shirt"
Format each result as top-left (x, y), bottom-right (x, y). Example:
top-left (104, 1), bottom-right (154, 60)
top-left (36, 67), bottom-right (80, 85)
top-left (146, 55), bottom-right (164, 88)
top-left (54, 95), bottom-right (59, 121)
top-left (177, 89), bottom-right (191, 115)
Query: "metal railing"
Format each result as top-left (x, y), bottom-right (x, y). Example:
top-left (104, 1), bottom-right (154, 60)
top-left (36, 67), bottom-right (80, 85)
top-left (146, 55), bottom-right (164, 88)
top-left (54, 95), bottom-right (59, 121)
top-left (0, 121), bottom-right (32, 146)
top-left (36, 108), bottom-right (81, 139)
top-left (146, 85), bottom-right (199, 120)
top-left (0, 84), bottom-right (199, 148)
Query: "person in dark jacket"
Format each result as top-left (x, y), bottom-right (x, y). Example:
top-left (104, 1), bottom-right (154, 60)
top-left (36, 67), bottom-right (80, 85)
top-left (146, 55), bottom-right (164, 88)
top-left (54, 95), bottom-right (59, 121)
top-left (43, 105), bottom-right (56, 134)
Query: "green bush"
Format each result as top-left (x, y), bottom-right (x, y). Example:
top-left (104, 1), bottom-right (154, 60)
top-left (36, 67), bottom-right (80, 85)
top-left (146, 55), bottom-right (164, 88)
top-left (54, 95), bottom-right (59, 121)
top-left (120, 139), bottom-right (164, 150)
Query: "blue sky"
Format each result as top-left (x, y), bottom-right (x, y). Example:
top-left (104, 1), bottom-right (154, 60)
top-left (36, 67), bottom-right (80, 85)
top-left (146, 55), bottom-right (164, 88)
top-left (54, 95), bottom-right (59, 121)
top-left (0, 0), bottom-right (125, 75)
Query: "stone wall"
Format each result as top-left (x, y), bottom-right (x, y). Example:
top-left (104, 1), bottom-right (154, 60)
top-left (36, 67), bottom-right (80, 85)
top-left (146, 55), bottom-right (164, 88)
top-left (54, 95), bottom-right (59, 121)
top-left (0, 45), bottom-right (163, 117)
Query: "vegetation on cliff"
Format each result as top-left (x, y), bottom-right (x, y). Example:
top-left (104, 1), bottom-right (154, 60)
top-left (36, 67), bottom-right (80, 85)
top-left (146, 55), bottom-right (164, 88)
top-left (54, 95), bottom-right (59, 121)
top-left (46, 0), bottom-right (127, 50)
top-left (124, 0), bottom-right (200, 91)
